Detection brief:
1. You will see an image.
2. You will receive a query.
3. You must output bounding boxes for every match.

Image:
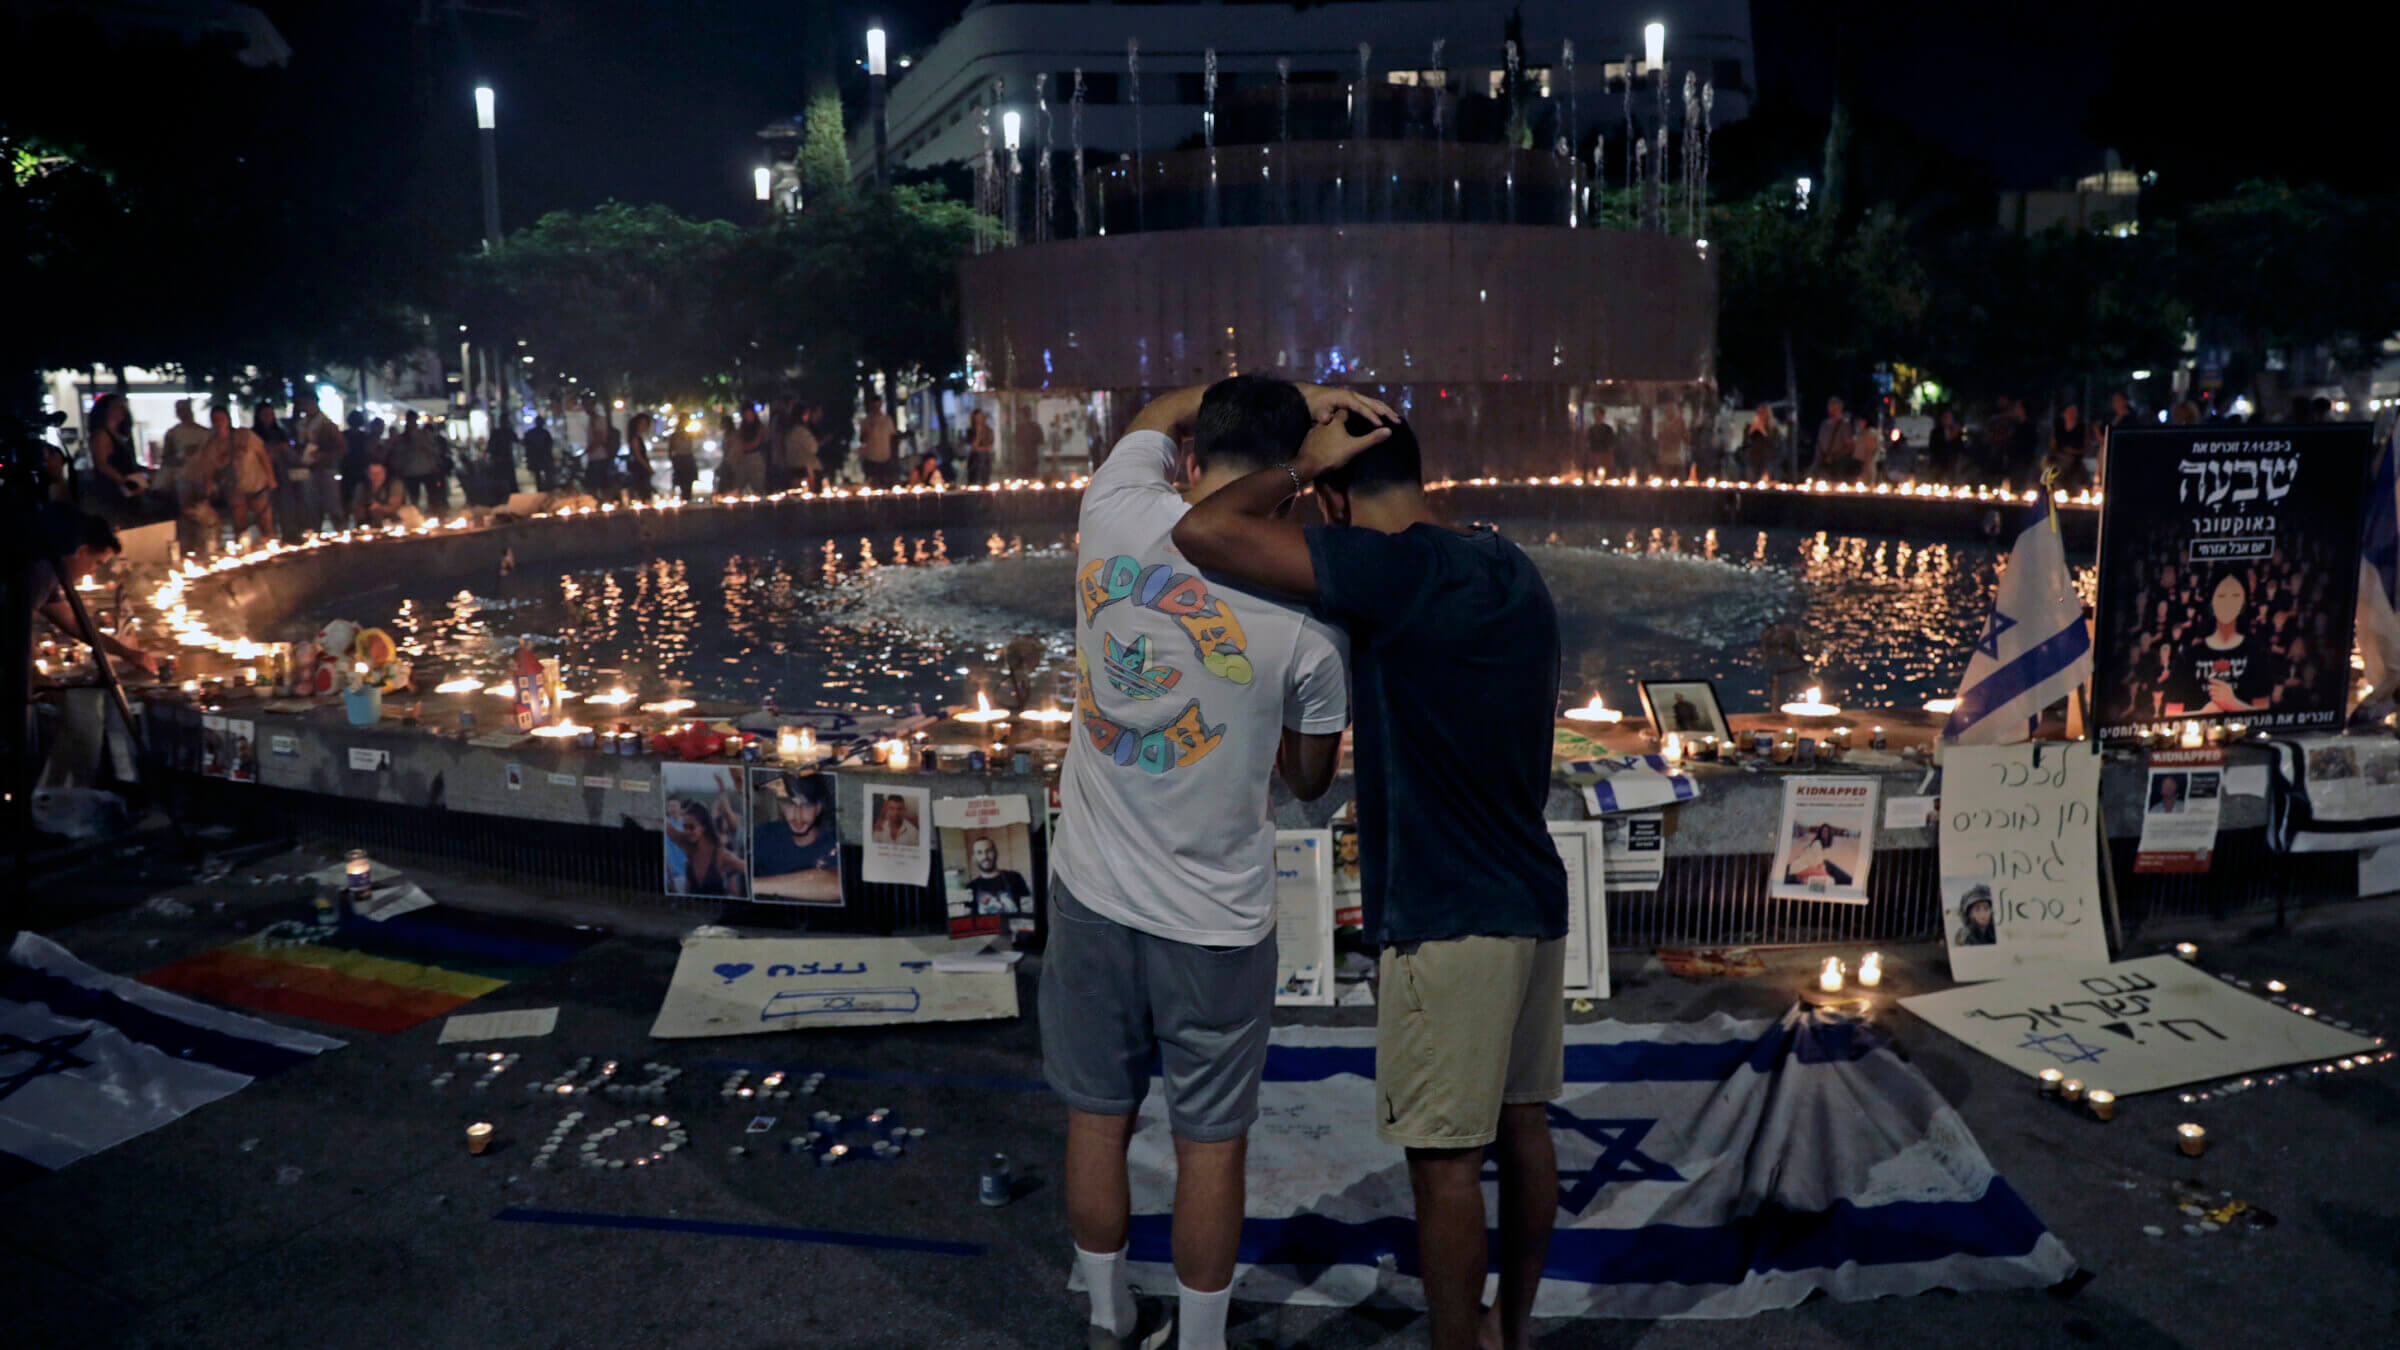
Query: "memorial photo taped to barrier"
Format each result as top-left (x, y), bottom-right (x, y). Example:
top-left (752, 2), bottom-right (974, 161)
top-left (2095, 425), bottom-right (2370, 739)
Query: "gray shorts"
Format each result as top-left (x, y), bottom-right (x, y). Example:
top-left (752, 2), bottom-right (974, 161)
top-left (1038, 878), bottom-right (1277, 1143)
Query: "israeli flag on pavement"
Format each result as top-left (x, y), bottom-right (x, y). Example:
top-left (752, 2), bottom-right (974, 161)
top-left (1, 932), bottom-right (342, 1183)
top-left (2354, 432), bottom-right (2400, 694)
top-left (1942, 497), bottom-right (2093, 743)
top-left (1112, 1011), bottom-right (2076, 1319)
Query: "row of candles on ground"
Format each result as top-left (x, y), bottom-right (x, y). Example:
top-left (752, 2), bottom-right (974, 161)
top-left (2036, 1069), bottom-right (2212, 1158)
top-left (2134, 722), bottom-right (2257, 749)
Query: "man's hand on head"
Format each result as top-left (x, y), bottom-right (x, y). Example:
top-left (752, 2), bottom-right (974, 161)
top-left (1294, 384), bottom-right (1398, 429)
top-left (1293, 416), bottom-right (1391, 483)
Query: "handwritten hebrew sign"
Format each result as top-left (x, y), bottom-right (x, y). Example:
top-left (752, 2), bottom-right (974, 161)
top-left (2095, 425), bottom-right (2370, 739)
top-left (651, 936), bottom-right (1018, 1038)
top-left (1901, 955), bottom-right (2378, 1095)
top-left (1938, 743), bottom-right (2107, 982)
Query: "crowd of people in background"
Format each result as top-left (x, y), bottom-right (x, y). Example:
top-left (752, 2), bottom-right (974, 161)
top-left (51, 384), bottom-right (1035, 558)
top-left (1584, 386), bottom-right (2368, 493)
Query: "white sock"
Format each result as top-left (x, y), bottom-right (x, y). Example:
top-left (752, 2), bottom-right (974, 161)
top-left (1076, 1244), bottom-right (1137, 1335)
top-left (1176, 1280), bottom-right (1232, 1350)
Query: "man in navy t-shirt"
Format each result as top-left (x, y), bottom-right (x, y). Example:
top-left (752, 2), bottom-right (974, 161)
top-left (1173, 411), bottom-right (1567, 1350)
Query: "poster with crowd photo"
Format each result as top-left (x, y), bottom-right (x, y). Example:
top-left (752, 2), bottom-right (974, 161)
top-left (1769, 776), bottom-right (1878, 904)
top-left (935, 795), bottom-right (1036, 940)
top-left (2095, 426), bottom-right (2372, 740)
top-left (661, 763), bottom-right (750, 900)
top-left (748, 768), bottom-right (844, 906)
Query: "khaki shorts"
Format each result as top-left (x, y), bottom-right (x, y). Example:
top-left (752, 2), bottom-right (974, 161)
top-left (1376, 935), bottom-right (1566, 1150)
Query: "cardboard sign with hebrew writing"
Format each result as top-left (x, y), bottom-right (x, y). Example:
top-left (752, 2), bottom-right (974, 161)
top-left (1900, 955), bottom-right (2376, 1095)
top-left (651, 935), bottom-right (1018, 1037)
top-left (1938, 743), bottom-right (2108, 982)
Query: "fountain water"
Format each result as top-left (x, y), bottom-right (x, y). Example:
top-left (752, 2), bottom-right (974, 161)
top-left (1429, 39), bottom-right (1445, 142)
top-left (1592, 136), bottom-right (1605, 229)
top-left (1562, 39), bottom-right (1578, 226)
top-left (1127, 38), bottom-right (1144, 233)
top-left (1632, 135), bottom-right (1648, 230)
top-left (1683, 72), bottom-right (1699, 237)
top-left (1355, 42), bottom-right (1371, 141)
top-left (1276, 57), bottom-right (1291, 224)
top-left (1654, 125), bottom-right (1668, 233)
top-left (1071, 69), bottom-right (1087, 239)
top-left (1036, 74), bottom-right (1054, 245)
top-left (1204, 48), bottom-right (1219, 227)
top-left (1699, 84), bottom-right (1715, 235)
top-left (973, 101), bottom-right (994, 252)
top-left (1622, 52), bottom-right (1636, 199)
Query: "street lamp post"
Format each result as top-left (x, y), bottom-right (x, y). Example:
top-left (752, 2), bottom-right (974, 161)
top-left (866, 25), bottom-right (890, 192)
top-left (754, 164), bottom-right (773, 222)
top-left (1002, 110), bottom-right (1022, 242)
top-left (474, 84), bottom-right (501, 249)
top-left (1642, 24), bottom-right (1666, 232)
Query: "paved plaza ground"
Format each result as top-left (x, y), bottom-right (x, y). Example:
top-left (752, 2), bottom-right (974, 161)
top-left (6, 836), bottom-right (2397, 1350)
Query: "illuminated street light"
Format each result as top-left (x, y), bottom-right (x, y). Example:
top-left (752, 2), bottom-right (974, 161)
top-left (474, 85), bottom-right (495, 131)
top-left (1002, 109), bottom-right (1021, 153)
top-left (1643, 22), bottom-right (1665, 72)
top-left (754, 166), bottom-right (772, 201)
top-left (865, 26), bottom-right (887, 78)
top-left (867, 22), bottom-right (890, 190)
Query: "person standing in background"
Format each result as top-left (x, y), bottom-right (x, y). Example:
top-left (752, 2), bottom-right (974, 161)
top-left (622, 412), bottom-right (655, 500)
top-left (1813, 396), bottom-right (1856, 481)
top-left (293, 391), bottom-right (347, 531)
top-left (523, 414), bottom-right (556, 492)
top-left (666, 416), bottom-right (698, 500)
top-left (158, 398), bottom-right (209, 482)
top-left (220, 406), bottom-right (276, 541)
top-left (857, 395), bottom-right (896, 487)
top-left (966, 408), bottom-right (995, 485)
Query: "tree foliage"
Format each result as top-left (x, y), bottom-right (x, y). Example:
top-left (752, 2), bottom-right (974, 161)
top-left (456, 186), bottom-right (993, 416)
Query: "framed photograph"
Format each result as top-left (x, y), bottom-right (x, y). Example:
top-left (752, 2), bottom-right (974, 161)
top-left (1638, 679), bottom-right (1733, 743)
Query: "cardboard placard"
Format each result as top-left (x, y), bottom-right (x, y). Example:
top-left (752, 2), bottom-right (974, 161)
top-left (1901, 955), bottom-right (2378, 1094)
top-left (650, 936), bottom-right (1018, 1037)
top-left (1938, 743), bottom-right (2108, 982)
top-left (1600, 812), bottom-right (1664, 892)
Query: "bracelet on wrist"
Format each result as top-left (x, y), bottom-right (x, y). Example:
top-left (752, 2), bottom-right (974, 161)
top-left (1283, 462), bottom-right (1307, 496)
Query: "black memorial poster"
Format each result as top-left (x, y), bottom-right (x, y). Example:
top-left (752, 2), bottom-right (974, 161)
top-left (2095, 425), bottom-right (2371, 739)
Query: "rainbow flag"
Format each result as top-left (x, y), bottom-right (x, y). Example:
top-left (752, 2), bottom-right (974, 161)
top-left (142, 905), bottom-right (596, 1034)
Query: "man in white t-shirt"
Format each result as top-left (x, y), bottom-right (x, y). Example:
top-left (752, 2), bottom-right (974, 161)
top-left (1043, 375), bottom-right (1389, 1350)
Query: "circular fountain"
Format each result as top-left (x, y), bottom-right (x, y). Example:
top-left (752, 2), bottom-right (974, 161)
top-left (959, 76), bottom-right (1714, 477)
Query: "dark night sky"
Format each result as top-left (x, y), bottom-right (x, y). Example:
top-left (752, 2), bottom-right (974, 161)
top-left (250, 0), bottom-right (2375, 228)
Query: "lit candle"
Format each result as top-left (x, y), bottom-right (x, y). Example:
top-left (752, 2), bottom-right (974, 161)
top-left (777, 726), bottom-right (805, 763)
top-left (466, 1121), bottom-right (494, 1155)
top-left (2038, 1068), bottom-right (2065, 1097)
top-left (2173, 942), bottom-right (2198, 962)
top-left (1561, 693), bottom-right (1623, 723)
top-left (1662, 732), bottom-right (1683, 763)
top-left (956, 691), bottom-right (1010, 726)
top-left (2265, 980), bottom-right (2286, 993)
top-left (2176, 1123), bottom-right (2207, 1157)
top-left (1857, 952), bottom-right (1883, 987)
top-left (886, 739), bottom-right (914, 771)
top-left (2060, 1078), bottom-right (2086, 1103)
top-left (1817, 956), bottom-right (1845, 993)
top-left (1923, 697), bottom-right (1959, 715)
top-left (1779, 686), bottom-right (1841, 718)
top-left (1869, 725), bottom-right (1887, 750)
top-left (2179, 720), bottom-right (2205, 749)
top-left (2086, 1089), bottom-right (2117, 1122)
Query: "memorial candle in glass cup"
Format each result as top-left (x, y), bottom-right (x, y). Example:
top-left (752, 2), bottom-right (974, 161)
top-left (2176, 1123), bottom-right (2207, 1157)
top-left (466, 1121), bottom-right (494, 1155)
top-left (2060, 1078), bottom-right (2085, 1104)
top-left (2086, 1089), bottom-right (2117, 1122)
top-left (1870, 725), bottom-right (1887, 750)
top-left (2038, 1068), bottom-right (2064, 1098)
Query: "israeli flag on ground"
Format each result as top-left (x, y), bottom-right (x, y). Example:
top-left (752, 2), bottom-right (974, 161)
top-left (1943, 497), bottom-right (2093, 743)
top-left (0, 932), bottom-right (342, 1183)
top-left (1112, 1011), bottom-right (2076, 1319)
top-left (2354, 432), bottom-right (2400, 694)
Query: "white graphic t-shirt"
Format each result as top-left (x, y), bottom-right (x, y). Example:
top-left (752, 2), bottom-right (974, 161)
top-left (1054, 430), bottom-right (1349, 946)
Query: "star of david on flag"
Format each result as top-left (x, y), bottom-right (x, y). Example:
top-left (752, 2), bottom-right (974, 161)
top-left (1107, 1012), bottom-right (2076, 1319)
top-left (1943, 497), bottom-right (2093, 744)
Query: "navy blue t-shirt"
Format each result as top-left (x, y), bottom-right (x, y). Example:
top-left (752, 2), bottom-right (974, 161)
top-left (753, 821), bottom-right (839, 877)
top-left (1305, 521), bottom-right (1568, 945)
